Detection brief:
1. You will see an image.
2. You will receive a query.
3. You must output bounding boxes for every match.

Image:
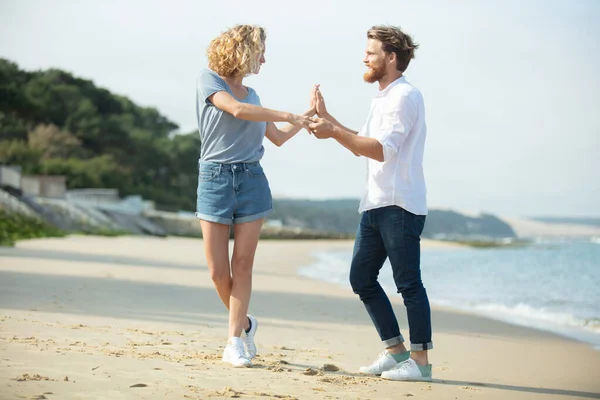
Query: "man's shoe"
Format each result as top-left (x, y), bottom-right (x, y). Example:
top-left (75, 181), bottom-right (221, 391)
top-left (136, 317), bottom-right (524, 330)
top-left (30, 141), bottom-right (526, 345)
top-left (359, 351), bottom-right (398, 375)
top-left (381, 358), bottom-right (432, 381)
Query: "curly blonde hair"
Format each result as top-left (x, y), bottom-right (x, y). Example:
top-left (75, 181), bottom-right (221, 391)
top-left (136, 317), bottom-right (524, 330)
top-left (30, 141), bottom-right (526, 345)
top-left (207, 25), bottom-right (266, 77)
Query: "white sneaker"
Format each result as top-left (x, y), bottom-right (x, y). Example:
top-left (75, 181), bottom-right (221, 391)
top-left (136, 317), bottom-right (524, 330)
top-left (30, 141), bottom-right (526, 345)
top-left (222, 337), bottom-right (252, 367)
top-left (359, 351), bottom-right (398, 375)
top-left (381, 358), bottom-right (432, 381)
top-left (243, 314), bottom-right (258, 359)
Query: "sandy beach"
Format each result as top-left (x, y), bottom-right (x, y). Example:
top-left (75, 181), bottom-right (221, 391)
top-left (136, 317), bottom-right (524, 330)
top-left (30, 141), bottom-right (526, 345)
top-left (0, 236), bottom-right (599, 400)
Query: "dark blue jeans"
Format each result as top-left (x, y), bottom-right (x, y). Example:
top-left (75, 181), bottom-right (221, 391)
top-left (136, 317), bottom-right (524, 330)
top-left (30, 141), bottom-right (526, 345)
top-left (349, 206), bottom-right (433, 351)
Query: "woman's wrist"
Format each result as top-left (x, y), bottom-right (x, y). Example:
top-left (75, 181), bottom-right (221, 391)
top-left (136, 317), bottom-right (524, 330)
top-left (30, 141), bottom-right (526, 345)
top-left (283, 112), bottom-right (294, 123)
top-left (304, 108), bottom-right (316, 117)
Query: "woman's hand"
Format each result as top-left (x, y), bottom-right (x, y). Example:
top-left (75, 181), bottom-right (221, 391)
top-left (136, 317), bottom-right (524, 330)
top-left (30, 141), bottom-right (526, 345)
top-left (287, 113), bottom-right (313, 130)
top-left (308, 84), bottom-right (319, 116)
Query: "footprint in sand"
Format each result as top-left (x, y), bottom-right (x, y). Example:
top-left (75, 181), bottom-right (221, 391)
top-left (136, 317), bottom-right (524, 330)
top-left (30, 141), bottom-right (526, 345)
top-left (460, 386), bottom-right (482, 392)
top-left (322, 364), bottom-right (340, 372)
top-left (13, 374), bottom-right (54, 382)
top-left (129, 383), bottom-right (149, 388)
top-left (303, 368), bottom-right (320, 376)
top-left (208, 387), bottom-right (298, 399)
top-left (208, 386), bottom-right (242, 397)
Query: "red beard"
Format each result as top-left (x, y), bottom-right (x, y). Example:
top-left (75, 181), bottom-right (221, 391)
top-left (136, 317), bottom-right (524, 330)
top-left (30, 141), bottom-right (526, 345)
top-left (363, 60), bottom-right (386, 83)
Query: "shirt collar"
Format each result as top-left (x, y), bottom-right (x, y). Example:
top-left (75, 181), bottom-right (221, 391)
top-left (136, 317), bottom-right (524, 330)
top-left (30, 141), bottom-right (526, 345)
top-left (376, 75), bottom-right (406, 97)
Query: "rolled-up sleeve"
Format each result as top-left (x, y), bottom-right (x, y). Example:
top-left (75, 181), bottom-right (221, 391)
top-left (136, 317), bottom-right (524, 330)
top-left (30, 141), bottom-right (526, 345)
top-left (378, 94), bottom-right (417, 162)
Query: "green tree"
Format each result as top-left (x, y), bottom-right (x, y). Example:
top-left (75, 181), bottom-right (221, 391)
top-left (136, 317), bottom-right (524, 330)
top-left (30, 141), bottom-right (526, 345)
top-left (0, 58), bottom-right (202, 211)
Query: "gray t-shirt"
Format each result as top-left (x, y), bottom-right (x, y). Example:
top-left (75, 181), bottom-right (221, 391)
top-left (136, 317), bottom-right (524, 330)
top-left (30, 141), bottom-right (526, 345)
top-left (196, 69), bottom-right (267, 163)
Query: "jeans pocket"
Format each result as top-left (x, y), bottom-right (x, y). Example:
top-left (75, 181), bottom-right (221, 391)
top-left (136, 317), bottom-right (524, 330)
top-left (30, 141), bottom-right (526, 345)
top-left (413, 215), bottom-right (426, 236)
top-left (199, 165), bottom-right (220, 182)
top-left (246, 163), bottom-right (264, 177)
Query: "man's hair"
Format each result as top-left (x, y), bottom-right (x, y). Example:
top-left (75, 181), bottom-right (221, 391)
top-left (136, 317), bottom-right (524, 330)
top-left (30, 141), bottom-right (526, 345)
top-left (207, 25), bottom-right (266, 77)
top-left (367, 25), bottom-right (419, 72)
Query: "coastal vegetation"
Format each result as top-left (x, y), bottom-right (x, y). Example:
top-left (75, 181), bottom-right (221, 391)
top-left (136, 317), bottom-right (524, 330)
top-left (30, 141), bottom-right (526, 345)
top-left (1, 59), bottom-right (517, 246)
top-left (0, 208), bottom-right (65, 246)
top-left (1, 58), bottom-right (198, 211)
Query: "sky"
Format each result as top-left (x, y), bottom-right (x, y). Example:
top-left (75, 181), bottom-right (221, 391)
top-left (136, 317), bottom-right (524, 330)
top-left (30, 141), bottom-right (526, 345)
top-left (1, 0), bottom-right (599, 217)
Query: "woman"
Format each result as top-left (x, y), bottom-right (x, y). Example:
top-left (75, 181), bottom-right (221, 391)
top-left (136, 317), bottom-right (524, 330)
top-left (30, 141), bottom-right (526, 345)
top-left (196, 24), bottom-right (315, 367)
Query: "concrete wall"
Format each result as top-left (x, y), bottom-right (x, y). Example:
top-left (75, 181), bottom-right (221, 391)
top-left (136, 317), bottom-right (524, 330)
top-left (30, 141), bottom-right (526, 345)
top-left (66, 189), bottom-right (120, 204)
top-left (20, 176), bottom-right (40, 196)
top-left (0, 166), bottom-right (22, 190)
top-left (22, 176), bottom-right (66, 198)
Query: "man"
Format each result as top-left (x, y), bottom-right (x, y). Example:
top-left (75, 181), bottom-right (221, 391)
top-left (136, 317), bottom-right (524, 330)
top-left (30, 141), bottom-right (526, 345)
top-left (308, 25), bottom-right (432, 381)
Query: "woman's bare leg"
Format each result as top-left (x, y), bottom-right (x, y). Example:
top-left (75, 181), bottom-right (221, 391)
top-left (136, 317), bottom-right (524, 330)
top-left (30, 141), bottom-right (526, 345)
top-left (228, 219), bottom-right (263, 338)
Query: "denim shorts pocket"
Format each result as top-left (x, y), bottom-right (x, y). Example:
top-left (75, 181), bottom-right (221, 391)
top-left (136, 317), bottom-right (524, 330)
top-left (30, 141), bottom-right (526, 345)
top-left (246, 163), bottom-right (264, 177)
top-left (199, 165), bottom-right (220, 182)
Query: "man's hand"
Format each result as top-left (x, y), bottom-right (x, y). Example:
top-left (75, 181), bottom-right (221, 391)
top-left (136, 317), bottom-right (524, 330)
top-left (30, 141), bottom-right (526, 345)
top-left (315, 86), bottom-right (328, 117)
top-left (308, 117), bottom-right (337, 139)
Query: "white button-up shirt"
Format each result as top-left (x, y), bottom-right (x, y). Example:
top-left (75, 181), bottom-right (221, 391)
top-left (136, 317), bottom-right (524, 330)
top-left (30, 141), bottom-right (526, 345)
top-left (358, 76), bottom-right (428, 215)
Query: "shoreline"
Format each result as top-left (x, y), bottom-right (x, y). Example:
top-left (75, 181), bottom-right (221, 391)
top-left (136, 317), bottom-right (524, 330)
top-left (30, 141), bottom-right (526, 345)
top-left (1, 236), bottom-right (599, 399)
top-left (301, 240), bottom-right (600, 351)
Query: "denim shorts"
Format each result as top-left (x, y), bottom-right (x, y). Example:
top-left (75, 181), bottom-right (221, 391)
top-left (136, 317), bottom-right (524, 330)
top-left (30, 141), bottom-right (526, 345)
top-left (196, 161), bottom-right (273, 225)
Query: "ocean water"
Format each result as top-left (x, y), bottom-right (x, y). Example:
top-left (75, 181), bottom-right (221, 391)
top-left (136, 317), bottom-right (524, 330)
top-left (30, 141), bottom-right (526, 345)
top-left (299, 238), bottom-right (600, 349)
